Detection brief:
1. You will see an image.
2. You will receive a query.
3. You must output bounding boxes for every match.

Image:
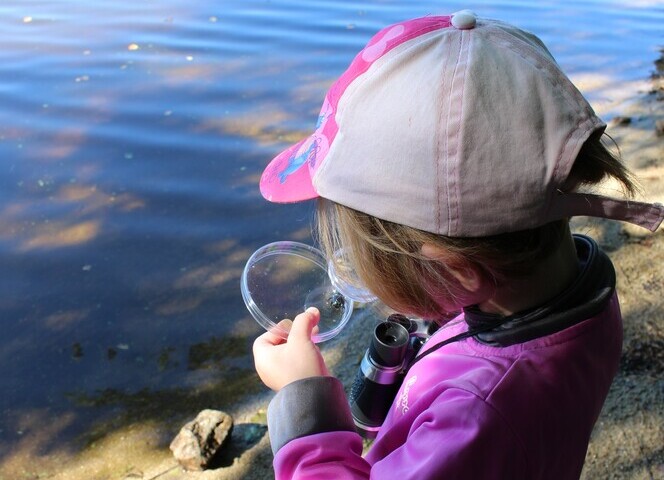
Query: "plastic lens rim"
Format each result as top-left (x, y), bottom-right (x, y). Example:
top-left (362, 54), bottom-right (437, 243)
top-left (241, 241), bottom-right (354, 343)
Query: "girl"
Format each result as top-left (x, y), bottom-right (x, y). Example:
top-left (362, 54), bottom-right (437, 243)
top-left (253, 11), bottom-right (663, 479)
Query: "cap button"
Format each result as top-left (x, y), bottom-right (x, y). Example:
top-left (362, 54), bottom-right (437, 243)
top-left (451, 10), bottom-right (477, 30)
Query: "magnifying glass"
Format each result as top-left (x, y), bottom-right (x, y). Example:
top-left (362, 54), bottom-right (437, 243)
top-left (242, 241), bottom-right (369, 343)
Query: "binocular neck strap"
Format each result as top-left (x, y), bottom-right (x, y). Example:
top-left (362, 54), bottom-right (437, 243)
top-left (405, 324), bottom-right (497, 374)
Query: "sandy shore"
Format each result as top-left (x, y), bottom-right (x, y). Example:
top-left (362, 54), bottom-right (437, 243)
top-left (576, 61), bottom-right (664, 480)
top-left (1, 57), bottom-right (662, 480)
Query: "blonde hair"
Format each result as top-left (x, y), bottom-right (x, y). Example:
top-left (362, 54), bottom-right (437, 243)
top-left (316, 133), bottom-right (638, 319)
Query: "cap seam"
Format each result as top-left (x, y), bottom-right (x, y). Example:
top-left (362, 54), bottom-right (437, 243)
top-left (442, 33), bottom-right (464, 235)
top-left (449, 30), bottom-right (471, 236)
top-left (436, 33), bottom-right (458, 234)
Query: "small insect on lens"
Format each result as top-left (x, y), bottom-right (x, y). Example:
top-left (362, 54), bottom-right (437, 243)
top-left (329, 292), bottom-right (345, 310)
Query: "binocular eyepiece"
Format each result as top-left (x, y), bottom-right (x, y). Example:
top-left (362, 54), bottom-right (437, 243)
top-left (348, 314), bottom-right (435, 438)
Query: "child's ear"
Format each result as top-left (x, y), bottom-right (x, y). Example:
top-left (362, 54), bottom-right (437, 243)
top-left (420, 243), bottom-right (485, 293)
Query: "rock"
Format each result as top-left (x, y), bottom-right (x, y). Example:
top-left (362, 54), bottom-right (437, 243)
top-left (169, 409), bottom-right (234, 471)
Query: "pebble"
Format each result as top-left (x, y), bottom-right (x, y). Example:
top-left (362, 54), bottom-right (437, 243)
top-left (170, 409), bottom-right (234, 471)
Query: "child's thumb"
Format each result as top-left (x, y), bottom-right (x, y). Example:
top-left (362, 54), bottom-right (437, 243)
top-left (289, 307), bottom-right (320, 342)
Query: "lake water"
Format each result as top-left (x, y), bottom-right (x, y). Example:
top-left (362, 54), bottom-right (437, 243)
top-left (0, 0), bottom-right (662, 463)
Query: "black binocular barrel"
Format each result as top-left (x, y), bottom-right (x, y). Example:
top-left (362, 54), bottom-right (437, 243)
top-left (349, 320), bottom-right (410, 438)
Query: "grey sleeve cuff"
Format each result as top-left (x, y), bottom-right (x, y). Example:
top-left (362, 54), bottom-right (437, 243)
top-left (267, 376), bottom-right (356, 454)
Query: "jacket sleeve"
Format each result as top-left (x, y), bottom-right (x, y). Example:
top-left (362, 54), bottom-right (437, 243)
top-left (269, 376), bottom-right (529, 479)
top-left (268, 376), bottom-right (369, 478)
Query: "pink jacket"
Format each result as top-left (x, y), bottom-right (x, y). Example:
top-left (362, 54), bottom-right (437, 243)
top-left (267, 237), bottom-right (622, 479)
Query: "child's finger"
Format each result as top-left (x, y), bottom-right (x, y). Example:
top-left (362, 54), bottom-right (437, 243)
top-left (289, 307), bottom-right (320, 342)
top-left (256, 319), bottom-right (292, 346)
top-left (254, 330), bottom-right (284, 348)
top-left (275, 318), bottom-right (293, 334)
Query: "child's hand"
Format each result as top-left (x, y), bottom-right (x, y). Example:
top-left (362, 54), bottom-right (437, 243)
top-left (253, 307), bottom-right (330, 391)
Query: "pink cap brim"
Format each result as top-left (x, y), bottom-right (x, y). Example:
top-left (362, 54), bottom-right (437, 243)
top-left (259, 137), bottom-right (319, 203)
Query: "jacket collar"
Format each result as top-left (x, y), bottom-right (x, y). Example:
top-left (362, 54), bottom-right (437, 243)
top-left (463, 235), bottom-right (616, 347)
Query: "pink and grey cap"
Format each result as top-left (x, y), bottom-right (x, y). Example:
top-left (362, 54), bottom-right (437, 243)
top-left (260, 10), bottom-right (664, 237)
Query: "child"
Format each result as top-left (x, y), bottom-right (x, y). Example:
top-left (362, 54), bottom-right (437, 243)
top-left (252, 10), bottom-right (663, 479)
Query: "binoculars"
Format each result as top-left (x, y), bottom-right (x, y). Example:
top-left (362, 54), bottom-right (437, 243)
top-left (348, 314), bottom-right (438, 438)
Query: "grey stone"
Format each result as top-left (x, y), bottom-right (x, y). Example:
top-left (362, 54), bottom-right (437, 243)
top-left (169, 409), bottom-right (234, 471)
